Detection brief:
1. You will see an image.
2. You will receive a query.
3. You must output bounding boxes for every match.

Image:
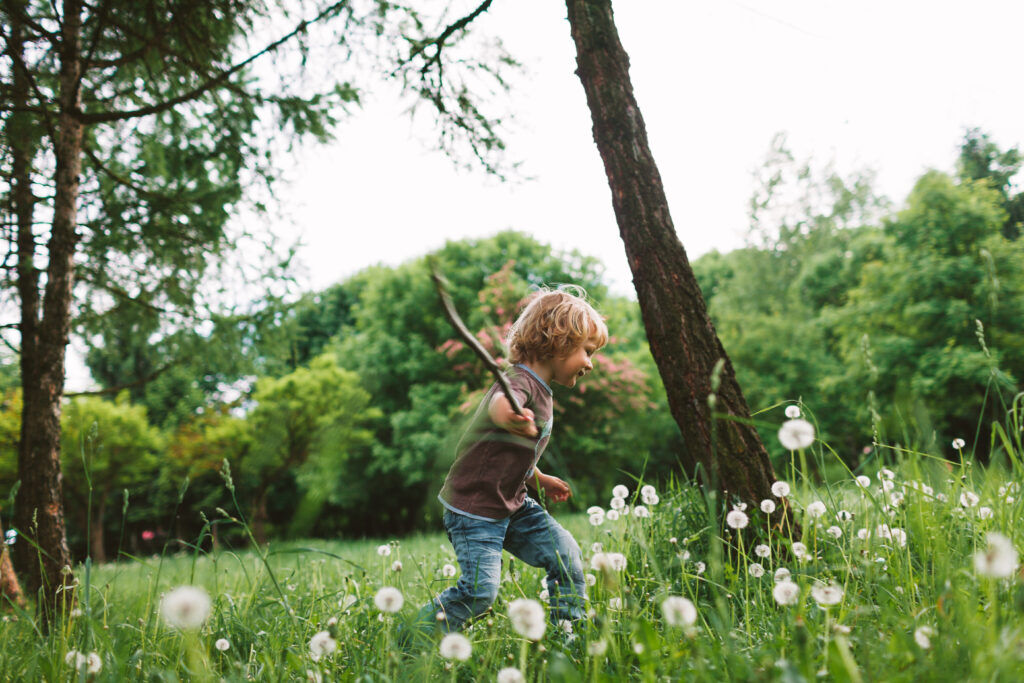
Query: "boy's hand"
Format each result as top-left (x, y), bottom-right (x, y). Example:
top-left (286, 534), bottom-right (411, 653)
top-left (539, 474), bottom-right (571, 503)
top-left (490, 395), bottom-right (538, 437)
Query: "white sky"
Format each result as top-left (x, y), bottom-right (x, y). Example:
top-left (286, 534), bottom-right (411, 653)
top-left (282, 0), bottom-right (1024, 297)
top-left (65, 0), bottom-right (1024, 391)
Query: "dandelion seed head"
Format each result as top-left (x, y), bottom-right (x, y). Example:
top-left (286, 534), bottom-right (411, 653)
top-left (974, 532), bottom-right (1019, 578)
top-left (391, 560), bottom-right (403, 572)
top-left (855, 475), bottom-right (871, 488)
top-left (785, 405), bottom-right (801, 418)
top-left (778, 419), bottom-right (815, 450)
top-left (811, 582), bottom-right (844, 606)
top-left (760, 499), bottom-right (777, 514)
top-left (774, 567), bottom-right (791, 582)
top-left (726, 509), bottom-right (749, 530)
top-left (755, 544), bottom-right (771, 558)
top-left (373, 586), bottom-right (404, 613)
top-left (632, 505), bottom-right (650, 518)
top-left (376, 544), bottom-right (391, 557)
top-left (439, 633), bottom-right (472, 661)
top-left (508, 599), bottom-right (546, 640)
top-left (806, 501), bottom-right (826, 518)
top-left (914, 626), bottom-right (934, 649)
top-left (960, 491), bottom-right (980, 508)
top-left (773, 580), bottom-right (800, 606)
top-left (160, 586), bottom-right (212, 630)
top-left (771, 481), bottom-right (791, 498)
top-left (587, 640), bottom-right (608, 656)
top-left (826, 525), bottom-right (842, 539)
top-left (309, 631), bottom-right (337, 661)
top-left (748, 563), bottom-right (765, 578)
top-left (442, 563), bottom-right (457, 578)
top-left (612, 485), bottom-right (629, 499)
top-left (215, 638), bottom-right (230, 651)
top-left (497, 667), bottom-right (526, 683)
top-left (952, 438), bottom-right (966, 450)
top-left (661, 595), bottom-right (697, 627)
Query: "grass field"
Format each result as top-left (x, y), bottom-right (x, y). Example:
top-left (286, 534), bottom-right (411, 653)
top-left (3, 427), bottom-right (1024, 681)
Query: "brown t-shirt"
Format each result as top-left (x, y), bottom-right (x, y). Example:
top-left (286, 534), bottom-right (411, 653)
top-left (438, 365), bottom-right (553, 520)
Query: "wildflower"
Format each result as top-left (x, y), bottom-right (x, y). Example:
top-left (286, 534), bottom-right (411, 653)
top-left (585, 573), bottom-right (597, 586)
top-left (608, 597), bottom-right (622, 610)
top-left (640, 485), bottom-right (656, 498)
top-left (833, 624), bottom-right (851, 635)
top-left (855, 475), bottom-right (871, 488)
top-left (889, 528), bottom-right (907, 547)
top-left (309, 631), bottom-right (337, 661)
top-left (960, 491), bottom-right (979, 508)
top-left (748, 563), bottom-right (765, 578)
top-left (591, 542), bottom-right (603, 554)
top-left (160, 586), bottom-right (212, 630)
top-left (633, 643), bottom-right (645, 654)
top-left (810, 582), bottom-right (844, 607)
top-left (376, 544), bottom-right (391, 557)
top-left (590, 552), bottom-right (627, 572)
top-left (725, 509), bottom-right (749, 530)
top-left (878, 468), bottom-right (895, 481)
top-left (558, 619), bottom-right (574, 635)
top-left (539, 589), bottom-right (549, 601)
top-left (215, 638), bottom-right (230, 651)
top-left (606, 510), bottom-right (620, 521)
top-left (339, 594), bottom-right (357, 609)
top-left (589, 512), bottom-right (604, 526)
top-left (497, 667), bottom-right (526, 683)
top-left (86, 652), bottom-right (102, 674)
top-left (856, 528), bottom-right (869, 540)
top-left (806, 501), bottom-right (826, 518)
top-left (610, 497), bottom-right (626, 511)
top-left (952, 438), bottom-right (966, 450)
top-left (439, 633), bottom-right (472, 661)
top-left (694, 562), bottom-right (706, 574)
top-left (632, 505), bottom-right (650, 518)
top-left (508, 599), bottom-right (546, 640)
top-left (785, 405), bottom-right (801, 418)
top-left (643, 492), bottom-right (660, 505)
top-left (914, 626), bottom-right (934, 649)
top-left (826, 526), bottom-right (842, 539)
top-left (733, 502), bottom-right (748, 512)
top-left (391, 560), bottom-right (403, 572)
top-left (774, 567), bottom-right (791, 582)
top-left (876, 524), bottom-right (892, 540)
top-left (306, 670), bottom-right (323, 683)
top-left (755, 544), bottom-right (771, 558)
top-left (773, 580), bottom-right (800, 606)
top-left (612, 484), bottom-right (629, 499)
top-left (661, 596), bottom-right (697, 627)
top-left (978, 506), bottom-right (993, 519)
top-left (778, 419), bottom-right (815, 450)
top-left (587, 639), bottom-right (608, 656)
top-left (326, 617), bottom-right (338, 627)
top-left (890, 491), bottom-right (905, 506)
top-left (771, 481), bottom-right (791, 498)
top-left (760, 499), bottom-right (776, 514)
top-left (791, 542), bottom-right (808, 560)
top-left (973, 532), bottom-right (1019, 578)
top-left (373, 586), bottom-right (404, 613)
top-left (442, 563), bottom-right (457, 578)
top-left (587, 505), bottom-right (604, 516)
top-left (669, 537), bottom-right (678, 544)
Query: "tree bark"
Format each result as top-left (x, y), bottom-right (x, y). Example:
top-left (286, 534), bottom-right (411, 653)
top-left (0, 517), bottom-right (26, 609)
top-left (565, 0), bottom-right (794, 525)
top-left (13, 0), bottom-right (83, 622)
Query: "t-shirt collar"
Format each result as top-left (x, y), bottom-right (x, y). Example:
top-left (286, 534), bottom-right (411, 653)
top-left (515, 363), bottom-right (553, 395)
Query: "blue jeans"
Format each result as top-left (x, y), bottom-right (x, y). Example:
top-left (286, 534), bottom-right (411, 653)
top-left (416, 497), bottom-right (586, 633)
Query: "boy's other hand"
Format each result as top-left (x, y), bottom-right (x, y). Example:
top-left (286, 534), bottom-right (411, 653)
top-left (540, 474), bottom-right (571, 503)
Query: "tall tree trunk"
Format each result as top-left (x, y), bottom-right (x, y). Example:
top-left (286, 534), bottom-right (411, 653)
top-left (565, 0), bottom-right (793, 524)
top-left (13, 0), bottom-right (83, 623)
top-left (0, 517), bottom-right (26, 609)
top-left (89, 496), bottom-right (107, 564)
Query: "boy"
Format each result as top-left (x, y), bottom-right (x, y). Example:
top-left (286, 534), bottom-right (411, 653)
top-left (416, 287), bottom-right (608, 634)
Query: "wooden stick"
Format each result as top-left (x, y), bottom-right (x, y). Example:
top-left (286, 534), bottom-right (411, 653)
top-left (430, 264), bottom-right (526, 417)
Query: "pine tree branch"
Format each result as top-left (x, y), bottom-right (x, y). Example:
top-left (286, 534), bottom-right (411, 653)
top-left (76, 0), bottom-right (350, 124)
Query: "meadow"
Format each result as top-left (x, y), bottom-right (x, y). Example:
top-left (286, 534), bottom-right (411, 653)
top-left (3, 405), bottom-right (1024, 682)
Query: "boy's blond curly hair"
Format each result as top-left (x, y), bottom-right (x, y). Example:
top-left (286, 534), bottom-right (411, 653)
top-left (506, 286), bottom-right (608, 364)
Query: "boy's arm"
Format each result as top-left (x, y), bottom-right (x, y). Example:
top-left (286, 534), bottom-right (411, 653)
top-left (489, 392), bottom-right (537, 437)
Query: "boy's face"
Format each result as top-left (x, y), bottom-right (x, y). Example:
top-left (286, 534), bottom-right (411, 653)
top-left (550, 340), bottom-right (599, 388)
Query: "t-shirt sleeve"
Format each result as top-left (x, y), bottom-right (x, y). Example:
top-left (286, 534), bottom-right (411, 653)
top-left (505, 370), bottom-right (533, 411)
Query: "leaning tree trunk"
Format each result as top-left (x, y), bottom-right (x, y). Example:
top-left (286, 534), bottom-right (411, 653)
top-left (13, 0), bottom-right (83, 625)
top-left (565, 0), bottom-right (794, 526)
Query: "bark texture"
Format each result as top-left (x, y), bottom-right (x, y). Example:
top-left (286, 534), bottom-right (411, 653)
top-left (12, 0), bottom-right (82, 622)
top-left (565, 0), bottom-right (793, 522)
